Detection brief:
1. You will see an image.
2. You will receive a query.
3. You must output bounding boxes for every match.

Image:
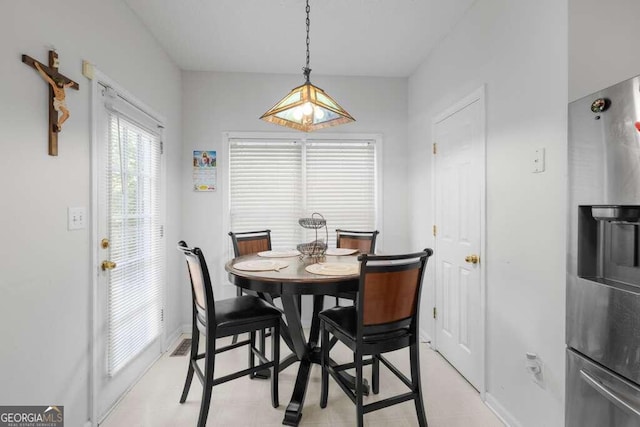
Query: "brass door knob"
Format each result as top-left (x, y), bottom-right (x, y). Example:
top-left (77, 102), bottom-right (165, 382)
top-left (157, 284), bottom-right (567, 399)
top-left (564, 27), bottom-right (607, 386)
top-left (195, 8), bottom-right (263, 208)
top-left (101, 260), bottom-right (117, 271)
top-left (465, 254), bottom-right (479, 264)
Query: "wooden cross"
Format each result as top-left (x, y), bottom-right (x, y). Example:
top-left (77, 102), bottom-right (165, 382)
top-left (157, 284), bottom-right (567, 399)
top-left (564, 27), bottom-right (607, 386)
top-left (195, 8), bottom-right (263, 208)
top-left (22, 50), bottom-right (79, 156)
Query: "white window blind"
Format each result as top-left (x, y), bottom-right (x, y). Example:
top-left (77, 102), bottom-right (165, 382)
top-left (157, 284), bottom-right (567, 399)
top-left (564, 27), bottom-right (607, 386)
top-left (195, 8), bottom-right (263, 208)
top-left (229, 138), bottom-right (377, 250)
top-left (229, 141), bottom-right (303, 250)
top-left (305, 141), bottom-right (376, 243)
top-left (106, 109), bottom-right (163, 377)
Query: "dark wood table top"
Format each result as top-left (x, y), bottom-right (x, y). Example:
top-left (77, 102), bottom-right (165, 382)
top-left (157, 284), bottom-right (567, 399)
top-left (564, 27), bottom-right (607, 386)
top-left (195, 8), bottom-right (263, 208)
top-left (225, 253), bottom-right (360, 295)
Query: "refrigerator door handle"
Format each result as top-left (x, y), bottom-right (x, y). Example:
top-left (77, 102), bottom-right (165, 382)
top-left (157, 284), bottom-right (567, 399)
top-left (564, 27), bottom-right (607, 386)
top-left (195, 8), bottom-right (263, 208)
top-left (580, 369), bottom-right (640, 417)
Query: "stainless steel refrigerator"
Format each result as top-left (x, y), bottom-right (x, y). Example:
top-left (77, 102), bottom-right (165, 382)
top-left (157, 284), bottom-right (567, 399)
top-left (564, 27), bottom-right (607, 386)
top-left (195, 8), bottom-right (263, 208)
top-left (567, 75), bottom-right (640, 426)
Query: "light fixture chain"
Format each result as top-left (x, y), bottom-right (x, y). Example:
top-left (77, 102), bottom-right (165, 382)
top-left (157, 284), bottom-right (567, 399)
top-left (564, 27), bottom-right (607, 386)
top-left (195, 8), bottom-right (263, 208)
top-left (260, 0), bottom-right (354, 130)
top-left (304, 0), bottom-right (311, 81)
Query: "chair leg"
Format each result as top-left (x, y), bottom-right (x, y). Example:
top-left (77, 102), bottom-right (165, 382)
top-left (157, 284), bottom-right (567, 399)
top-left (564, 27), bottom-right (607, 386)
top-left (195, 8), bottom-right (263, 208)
top-left (252, 328), bottom-right (271, 379)
top-left (197, 334), bottom-right (216, 427)
top-left (271, 324), bottom-right (280, 408)
top-left (231, 287), bottom-right (243, 344)
top-left (372, 354), bottom-right (380, 395)
top-left (248, 331), bottom-right (256, 379)
top-left (180, 324), bottom-right (200, 403)
top-left (335, 296), bottom-right (340, 307)
top-left (259, 328), bottom-right (267, 359)
top-left (410, 341), bottom-right (428, 427)
top-left (355, 349), bottom-right (364, 427)
top-left (320, 323), bottom-right (329, 408)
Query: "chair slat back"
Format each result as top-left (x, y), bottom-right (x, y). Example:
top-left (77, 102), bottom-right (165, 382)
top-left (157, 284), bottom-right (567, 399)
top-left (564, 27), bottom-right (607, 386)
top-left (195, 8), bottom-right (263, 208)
top-left (358, 249), bottom-right (433, 328)
top-left (229, 230), bottom-right (272, 257)
top-left (185, 256), bottom-right (207, 310)
top-left (178, 241), bottom-right (214, 318)
top-left (362, 268), bottom-right (421, 325)
top-left (336, 229), bottom-right (379, 254)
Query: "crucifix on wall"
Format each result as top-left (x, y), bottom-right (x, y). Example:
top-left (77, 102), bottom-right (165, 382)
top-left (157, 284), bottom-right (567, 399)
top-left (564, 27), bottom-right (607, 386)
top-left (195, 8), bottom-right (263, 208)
top-left (22, 50), bottom-right (79, 156)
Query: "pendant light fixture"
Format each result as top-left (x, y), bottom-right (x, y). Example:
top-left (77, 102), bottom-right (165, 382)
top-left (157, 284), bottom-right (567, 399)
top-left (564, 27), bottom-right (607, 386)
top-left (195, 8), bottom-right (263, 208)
top-left (260, 0), bottom-right (355, 132)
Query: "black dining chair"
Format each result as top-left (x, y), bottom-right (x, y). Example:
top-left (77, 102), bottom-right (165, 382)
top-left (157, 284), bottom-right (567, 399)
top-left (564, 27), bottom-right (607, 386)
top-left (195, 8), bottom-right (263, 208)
top-left (319, 248), bottom-right (433, 427)
top-left (178, 241), bottom-right (281, 427)
top-left (334, 229), bottom-right (380, 307)
top-left (228, 230), bottom-right (274, 372)
top-left (229, 229), bottom-right (273, 264)
top-left (336, 229), bottom-right (379, 254)
top-left (228, 230), bottom-right (301, 379)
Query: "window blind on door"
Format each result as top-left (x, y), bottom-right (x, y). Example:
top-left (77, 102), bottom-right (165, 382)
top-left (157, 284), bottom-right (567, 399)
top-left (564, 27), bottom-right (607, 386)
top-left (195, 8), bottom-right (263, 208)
top-left (229, 137), bottom-right (377, 251)
top-left (107, 109), bottom-right (163, 377)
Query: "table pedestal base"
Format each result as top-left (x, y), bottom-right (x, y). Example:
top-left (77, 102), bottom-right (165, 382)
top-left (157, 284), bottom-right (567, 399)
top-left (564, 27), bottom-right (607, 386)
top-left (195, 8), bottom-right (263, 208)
top-left (279, 295), bottom-right (369, 426)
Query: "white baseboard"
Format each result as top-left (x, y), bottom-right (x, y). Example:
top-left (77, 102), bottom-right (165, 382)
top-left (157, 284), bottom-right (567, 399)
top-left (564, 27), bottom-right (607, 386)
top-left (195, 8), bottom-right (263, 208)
top-left (484, 392), bottom-right (522, 427)
top-left (419, 328), bottom-right (433, 346)
top-left (84, 421), bottom-right (92, 427)
top-left (165, 326), bottom-right (188, 352)
top-left (168, 324), bottom-right (195, 348)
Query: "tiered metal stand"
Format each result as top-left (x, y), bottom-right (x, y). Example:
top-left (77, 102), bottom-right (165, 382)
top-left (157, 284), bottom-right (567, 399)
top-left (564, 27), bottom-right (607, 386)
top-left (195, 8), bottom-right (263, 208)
top-left (297, 213), bottom-right (328, 262)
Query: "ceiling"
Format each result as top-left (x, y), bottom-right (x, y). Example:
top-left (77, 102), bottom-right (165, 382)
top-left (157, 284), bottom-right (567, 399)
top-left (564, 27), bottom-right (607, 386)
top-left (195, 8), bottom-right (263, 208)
top-left (124, 0), bottom-right (475, 78)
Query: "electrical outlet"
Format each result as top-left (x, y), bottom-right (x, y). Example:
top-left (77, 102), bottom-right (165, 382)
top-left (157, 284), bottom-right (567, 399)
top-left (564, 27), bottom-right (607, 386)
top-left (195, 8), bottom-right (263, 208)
top-left (68, 207), bottom-right (86, 230)
top-left (525, 352), bottom-right (545, 388)
top-left (533, 147), bottom-right (545, 173)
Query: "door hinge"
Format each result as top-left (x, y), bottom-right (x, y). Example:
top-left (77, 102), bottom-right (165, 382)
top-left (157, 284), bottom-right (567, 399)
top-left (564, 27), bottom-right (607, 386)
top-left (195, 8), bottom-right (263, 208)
top-left (433, 225), bottom-right (437, 236)
top-left (433, 143), bottom-right (437, 154)
top-left (160, 225), bottom-right (164, 238)
top-left (160, 141), bottom-right (164, 154)
top-left (433, 307), bottom-right (437, 319)
top-left (161, 308), bottom-right (164, 322)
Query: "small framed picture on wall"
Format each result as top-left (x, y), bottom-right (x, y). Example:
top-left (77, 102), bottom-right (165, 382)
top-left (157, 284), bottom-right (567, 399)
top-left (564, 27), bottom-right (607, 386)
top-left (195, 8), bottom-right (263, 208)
top-left (193, 150), bottom-right (217, 191)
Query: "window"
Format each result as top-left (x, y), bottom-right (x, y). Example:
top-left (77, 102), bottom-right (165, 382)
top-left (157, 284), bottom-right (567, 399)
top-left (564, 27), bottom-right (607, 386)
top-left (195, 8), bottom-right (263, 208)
top-left (228, 134), bottom-right (380, 251)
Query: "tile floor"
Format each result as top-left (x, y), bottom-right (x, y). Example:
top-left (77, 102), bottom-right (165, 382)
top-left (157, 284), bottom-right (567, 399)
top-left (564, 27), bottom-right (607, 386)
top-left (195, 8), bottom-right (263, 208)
top-left (102, 334), bottom-right (503, 427)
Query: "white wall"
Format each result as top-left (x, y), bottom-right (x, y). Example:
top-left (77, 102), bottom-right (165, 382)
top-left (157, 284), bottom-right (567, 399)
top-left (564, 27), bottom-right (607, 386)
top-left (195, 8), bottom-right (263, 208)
top-left (408, 1), bottom-right (567, 426)
top-left (0, 1), bottom-right (182, 426)
top-left (569, 0), bottom-right (640, 101)
top-left (181, 71), bottom-right (408, 321)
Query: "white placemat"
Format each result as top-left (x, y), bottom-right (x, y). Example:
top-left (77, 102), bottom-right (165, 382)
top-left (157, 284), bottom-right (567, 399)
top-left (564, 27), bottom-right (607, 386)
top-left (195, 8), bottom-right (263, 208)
top-left (257, 250), bottom-right (300, 258)
top-left (233, 260), bottom-right (289, 272)
top-left (325, 248), bottom-right (358, 256)
top-left (305, 263), bottom-right (359, 276)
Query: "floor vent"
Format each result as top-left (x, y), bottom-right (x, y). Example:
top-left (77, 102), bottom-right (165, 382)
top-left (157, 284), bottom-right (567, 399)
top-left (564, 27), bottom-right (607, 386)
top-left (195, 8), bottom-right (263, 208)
top-left (171, 338), bottom-right (192, 357)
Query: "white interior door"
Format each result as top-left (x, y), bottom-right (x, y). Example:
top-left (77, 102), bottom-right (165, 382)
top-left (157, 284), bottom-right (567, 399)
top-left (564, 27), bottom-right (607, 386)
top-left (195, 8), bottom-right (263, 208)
top-left (433, 91), bottom-right (484, 390)
top-left (95, 83), bottom-right (165, 421)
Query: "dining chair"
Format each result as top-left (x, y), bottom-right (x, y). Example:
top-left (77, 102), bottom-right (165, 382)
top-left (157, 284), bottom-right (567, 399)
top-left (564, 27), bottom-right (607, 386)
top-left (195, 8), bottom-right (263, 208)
top-left (178, 241), bottom-right (281, 427)
top-left (228, 230), bottom-right (272, 349)
top-left (319, 248), bottom-right (433, 427)
top-left (229, 229), bottom-right (272, 260)
top-left (334, 229), bottom-right (380, 306)
top-left (336, 229), bottom-right (379, 254)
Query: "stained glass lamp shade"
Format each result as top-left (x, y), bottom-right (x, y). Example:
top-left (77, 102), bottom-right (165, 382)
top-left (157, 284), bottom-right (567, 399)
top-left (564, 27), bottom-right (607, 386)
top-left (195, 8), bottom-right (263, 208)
top-left (260, 79), bottom-right (355, 132)
top-left (260, 0), bottom-right (354, 132)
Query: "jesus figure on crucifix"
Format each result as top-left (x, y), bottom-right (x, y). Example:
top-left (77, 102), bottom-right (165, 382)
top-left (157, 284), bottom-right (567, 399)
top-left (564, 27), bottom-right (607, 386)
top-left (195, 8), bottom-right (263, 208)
top-left (34, 62), bottom-right (75, 131)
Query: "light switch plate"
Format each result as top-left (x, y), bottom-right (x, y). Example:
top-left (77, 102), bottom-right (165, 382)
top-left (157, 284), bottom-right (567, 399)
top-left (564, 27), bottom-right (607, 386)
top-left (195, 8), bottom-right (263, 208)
top-left (533, 147), bottom-right (545, 173)
top-left (68, 207), bottom-right (86, 230)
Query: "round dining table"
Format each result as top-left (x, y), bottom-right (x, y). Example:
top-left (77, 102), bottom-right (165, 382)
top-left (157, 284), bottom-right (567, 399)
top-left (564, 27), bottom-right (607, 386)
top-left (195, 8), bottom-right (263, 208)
top-left (225, 253), bottom-right (368, 426)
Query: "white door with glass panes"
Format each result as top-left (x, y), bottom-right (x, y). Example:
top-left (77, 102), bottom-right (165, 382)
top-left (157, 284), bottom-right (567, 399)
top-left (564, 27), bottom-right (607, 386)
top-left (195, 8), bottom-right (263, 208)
top-left (95, 84), bottom-right (165, 420)
top-left (433, 91), bottom-right (484, 391)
